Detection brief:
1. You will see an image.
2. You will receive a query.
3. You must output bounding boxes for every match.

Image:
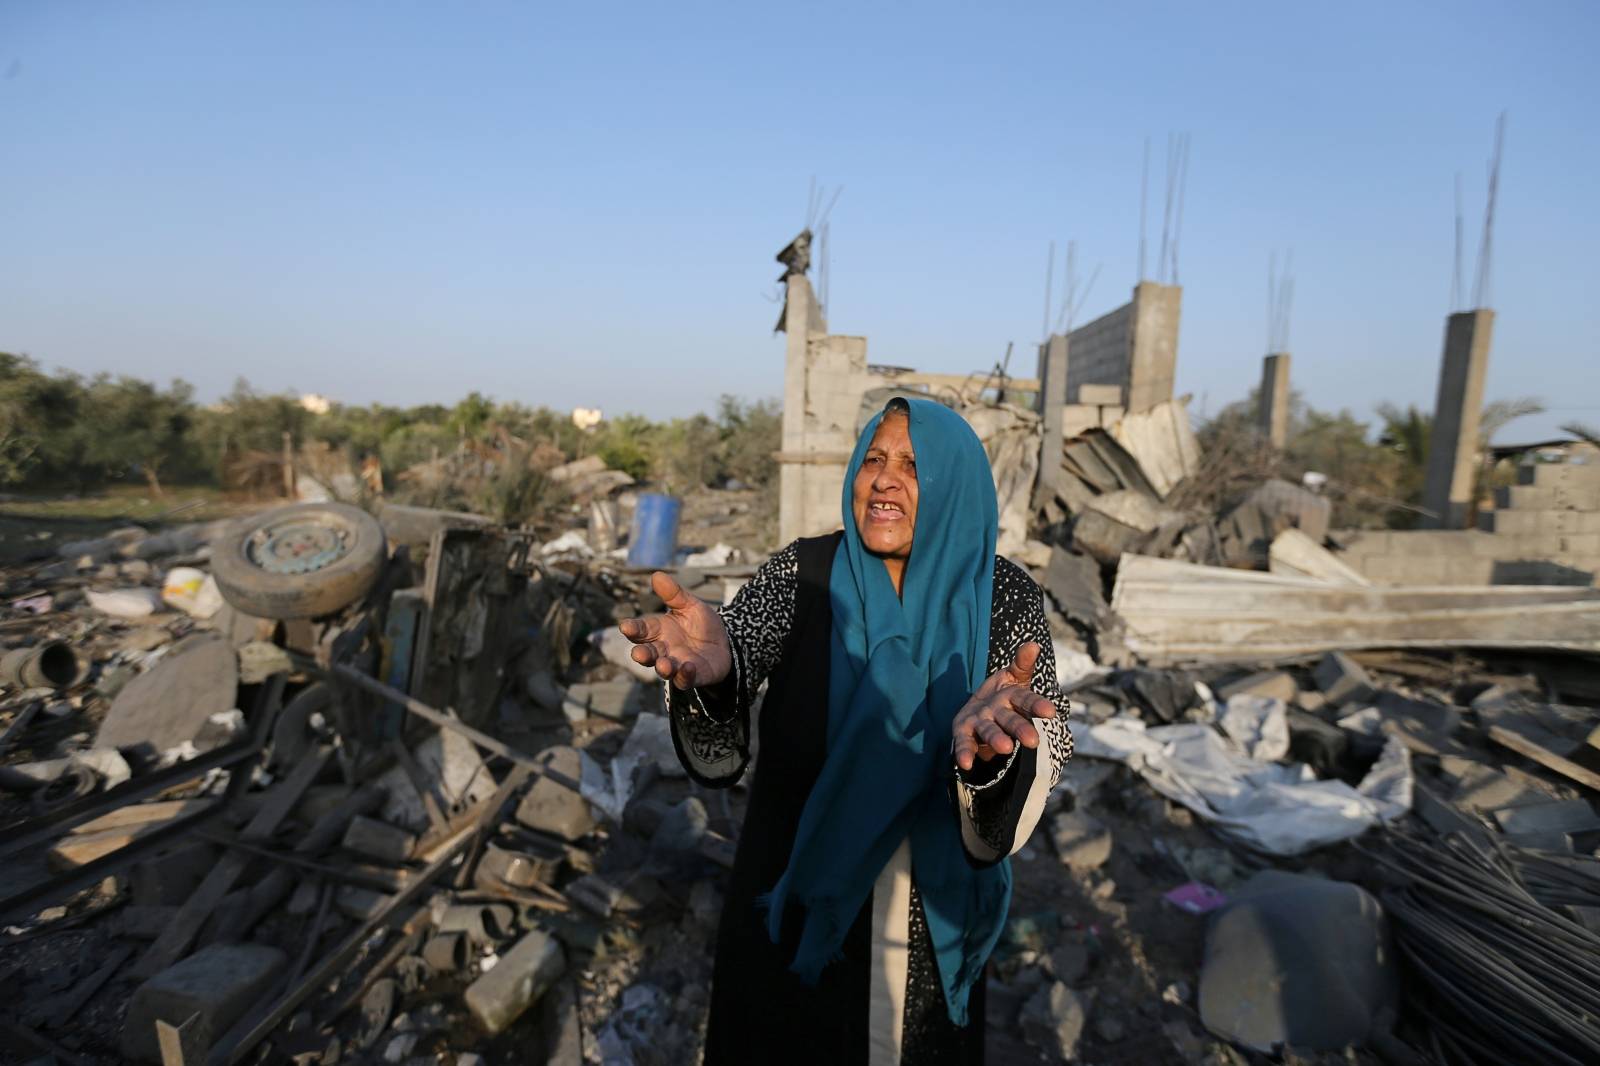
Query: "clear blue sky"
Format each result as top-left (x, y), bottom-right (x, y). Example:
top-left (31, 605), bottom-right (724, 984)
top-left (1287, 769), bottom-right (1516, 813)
top-left (3, 1), bottom-right (1596, 442)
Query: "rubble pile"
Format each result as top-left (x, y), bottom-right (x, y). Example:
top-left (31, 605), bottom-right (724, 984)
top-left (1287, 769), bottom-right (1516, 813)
top-left (0, 487), bottom-right (758, 1065)
top-left (1, 402), bottom-right (1598, 1066)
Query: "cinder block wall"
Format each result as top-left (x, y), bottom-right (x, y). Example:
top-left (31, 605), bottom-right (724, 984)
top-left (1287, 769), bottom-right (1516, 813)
top-left (1335, 462), bottom-right (1600, 586)
top-left (1064, 303), bottom-right (1132, 404)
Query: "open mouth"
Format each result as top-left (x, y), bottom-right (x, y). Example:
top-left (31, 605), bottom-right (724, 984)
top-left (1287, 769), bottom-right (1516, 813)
top-left (868, 501), bottom-right (904, 519)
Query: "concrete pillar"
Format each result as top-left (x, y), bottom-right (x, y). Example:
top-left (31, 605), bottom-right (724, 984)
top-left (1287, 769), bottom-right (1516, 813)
top-left (1257, 353), bottom-right (1291, 448)
top-left (1032, 333), bottom-right (1069, 511)
top-left (1127, 282), bottom-right (1182, 413)
top-left (1421, 310), bottom-right (1495, 529)
top-left (778, 275), bottom-right (823, 546)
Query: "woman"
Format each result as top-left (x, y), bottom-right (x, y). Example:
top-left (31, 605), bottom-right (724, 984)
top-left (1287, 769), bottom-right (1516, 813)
top-left (618, 397), bottom-right (1072, 1065)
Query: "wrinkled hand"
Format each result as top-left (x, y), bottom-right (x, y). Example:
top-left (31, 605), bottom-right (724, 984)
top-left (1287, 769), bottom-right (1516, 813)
top-left (617, 572), bottom-right (733, 691)
top-left (951, 642), bottom-right (1058, 772)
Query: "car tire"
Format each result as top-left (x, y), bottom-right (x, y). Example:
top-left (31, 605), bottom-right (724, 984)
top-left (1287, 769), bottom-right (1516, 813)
top-left (211, 502), bottom-right (387, 620)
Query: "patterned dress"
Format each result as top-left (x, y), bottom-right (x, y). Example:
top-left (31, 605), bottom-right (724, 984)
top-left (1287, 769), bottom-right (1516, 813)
top-left (667, 534), bottom-right (1072, 1066)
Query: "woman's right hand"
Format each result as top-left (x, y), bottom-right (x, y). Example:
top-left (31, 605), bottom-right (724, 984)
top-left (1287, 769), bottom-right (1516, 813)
top-left (618, 571), bottom-right (733, 691)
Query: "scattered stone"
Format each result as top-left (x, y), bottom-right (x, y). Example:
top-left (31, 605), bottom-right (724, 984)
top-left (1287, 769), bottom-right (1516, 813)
top-left (1050, 810), bottom-right (1112, 870)
top-left (514, 746), bottom-right (596, 842)
top-left (463, 928), bottom-right (566, 1035)
top-left (1312, 652), bottom-right (1375, 707)
top-left (1021, 981), bottom-right (1089, 1061)
top-left (1162, 980), bottom-right (1191, 1005)
top-left (122, 943), bottom-right (287, 1062)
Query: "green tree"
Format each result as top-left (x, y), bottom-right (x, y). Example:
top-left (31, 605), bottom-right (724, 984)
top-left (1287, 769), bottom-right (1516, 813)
top-left (78, 375), bottom-right (198, 494)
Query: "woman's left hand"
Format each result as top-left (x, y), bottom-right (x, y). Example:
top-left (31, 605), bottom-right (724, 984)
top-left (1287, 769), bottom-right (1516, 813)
top-left (951, 642), bottom-right (1058, 772)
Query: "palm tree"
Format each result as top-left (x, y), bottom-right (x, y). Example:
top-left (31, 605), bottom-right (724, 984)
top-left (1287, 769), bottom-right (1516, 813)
top-left (1561, 421), bottom-right (1600, 448)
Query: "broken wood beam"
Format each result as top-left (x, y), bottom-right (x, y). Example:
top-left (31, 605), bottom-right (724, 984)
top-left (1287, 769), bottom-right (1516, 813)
top-left (204, 822), bottom-right (478, 1065)
top-left (134, 745), bottom-right (331, 978)
top-left (1489, 724), bottom-right (1600, 793)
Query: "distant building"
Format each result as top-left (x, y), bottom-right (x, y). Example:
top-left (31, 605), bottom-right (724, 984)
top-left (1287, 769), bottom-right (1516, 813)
top-left (572, 407), bottom-right (603, 431)
top-left (300, 393), bottom-right (332, 415)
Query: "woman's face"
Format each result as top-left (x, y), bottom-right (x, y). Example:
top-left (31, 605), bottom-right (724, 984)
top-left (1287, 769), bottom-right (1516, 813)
top-left (851, 413), bottom-right (918, 562)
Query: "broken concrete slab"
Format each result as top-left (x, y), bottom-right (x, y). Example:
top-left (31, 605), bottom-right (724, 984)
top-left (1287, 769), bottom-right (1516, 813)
top-left (122, 943), bottom-right (287, 1062)
top-left (1049, 811), bottom-right (1112, 870)
top-left (1438, 756), bottom-right (1544, 812)
top-left (1020, 981), bottom-right (1089, 1061)
top-left (1491, 798), bottom-right (1600, 842)
top-left (1313, 651), bottom-right (1375, 707)
top-left (463, 928), bottom-right (566, 1036)
top-left (514, 747), bottom-right (596, 842)
top-left (95, 635), bottom-right (239, 758)
top-left (1268, 528), bottom-right (1370, 586)
top-left (1199, 871), bottom-right (1396, 1053)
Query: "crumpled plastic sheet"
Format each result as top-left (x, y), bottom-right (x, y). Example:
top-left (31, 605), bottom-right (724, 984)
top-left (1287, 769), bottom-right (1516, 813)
top-left (1074, 707), bottom-right (1411, 856)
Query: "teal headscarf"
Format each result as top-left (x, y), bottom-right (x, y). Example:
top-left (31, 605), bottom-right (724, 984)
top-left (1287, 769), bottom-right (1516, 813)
top-left (760, 397), bottom-right (1012, 1025)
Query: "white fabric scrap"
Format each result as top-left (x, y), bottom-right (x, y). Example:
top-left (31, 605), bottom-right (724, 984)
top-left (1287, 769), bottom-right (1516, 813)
top-left (1074, 716), bottom-right (1411, 856)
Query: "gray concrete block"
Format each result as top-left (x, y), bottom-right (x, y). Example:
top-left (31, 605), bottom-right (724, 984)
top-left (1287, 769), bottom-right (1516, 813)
top-left (514, 747), bottom-right (596, 842)
top-left (1049, 811), bottom-right (1112, 870)
top-left (1313, 652), bottom-right (1375, 706)
top-left (563, 680), bottom-right (648, 722)
top-left (463, 928), bottom-right (566, 1035)
top-left (122, 943), bottom-right (287, 1062)
top-left (342, 816), bottom-right (416, 864)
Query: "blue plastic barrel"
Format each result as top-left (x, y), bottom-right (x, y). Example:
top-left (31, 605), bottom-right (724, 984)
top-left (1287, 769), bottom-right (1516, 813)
top-left (627, 493), bottom-right (682, 569)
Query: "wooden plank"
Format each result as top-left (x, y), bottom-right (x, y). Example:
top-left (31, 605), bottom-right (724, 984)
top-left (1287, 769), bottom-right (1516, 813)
top-left (48, 800), bottom-right (215, 870)
top-left (134, 746), bottom-right (330, 978)
top-left (1489, 725), bottom-right (1600, 793)
top-left (69, 799), bottom-right (215, 836)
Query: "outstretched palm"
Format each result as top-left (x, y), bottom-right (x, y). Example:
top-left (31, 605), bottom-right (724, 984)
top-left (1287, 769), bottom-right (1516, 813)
top-left (951, 642), bottom-right (1058, 771)
top-left (618, 571), bottom-right (733, 690)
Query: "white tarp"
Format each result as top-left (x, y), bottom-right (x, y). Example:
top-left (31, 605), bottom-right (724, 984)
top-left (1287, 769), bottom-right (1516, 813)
top-left (1073, 710), bottom-right (1412, 856)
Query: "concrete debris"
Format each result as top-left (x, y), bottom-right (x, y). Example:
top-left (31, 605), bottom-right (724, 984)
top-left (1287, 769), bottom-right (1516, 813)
top-left (94, 634), bottom-right (238, 758)
top-left (463, 928), bottom-right (566, 1035)
top-left (514, 746), bottom-right (597, 841)
top-left (1020, 980), bottom-right (1090, 1061)
top-left (1199, 871), bottom-right (1397, 1054)
top-left (122, 943), bottom-right (288, 1062)
top-left (3, 439), bottom-right (1598, 1066)
top-left (1049, 810), bottom-right (1113, 870)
